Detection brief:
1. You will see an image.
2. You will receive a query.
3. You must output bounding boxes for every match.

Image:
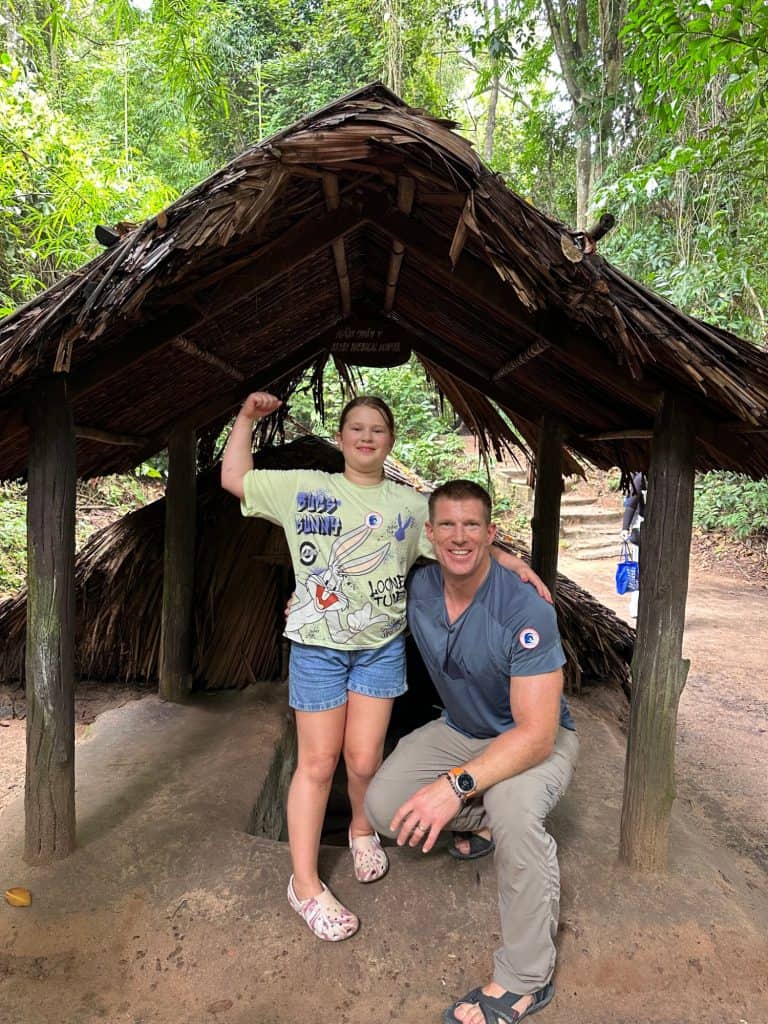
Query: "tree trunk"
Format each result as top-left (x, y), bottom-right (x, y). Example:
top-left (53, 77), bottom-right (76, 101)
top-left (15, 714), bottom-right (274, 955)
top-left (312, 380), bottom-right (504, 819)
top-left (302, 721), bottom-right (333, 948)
top-left (24, 375), bottom-right (76, 864)
top-left (484, 73), bottom-right (500, 163)
top-left (159, 426), bottom-right (197, 701)
top-left (619, 394), bottom-right (695, 870)
top-left (483, 0), bottom-right (500, 163)
top-left (595, 0), bottom-right (628, 183)
top-left (530, 414), bottom-right (564, 600)
top-left (574, 113), bottom-right (592, 231)
top-left (542, 0), bottom-right (627, 226)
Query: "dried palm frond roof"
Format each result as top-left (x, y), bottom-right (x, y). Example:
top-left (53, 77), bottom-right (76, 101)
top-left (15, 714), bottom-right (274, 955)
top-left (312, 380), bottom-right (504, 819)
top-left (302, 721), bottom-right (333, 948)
top-left (1, 82), bottom-right (767, 480)
top-left (0, 435), bottom-right (634, 696)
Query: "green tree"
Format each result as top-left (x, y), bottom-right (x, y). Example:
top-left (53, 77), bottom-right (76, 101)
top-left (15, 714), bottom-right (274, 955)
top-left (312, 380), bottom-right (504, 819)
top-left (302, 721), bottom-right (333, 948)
top-left (594, 0), bottom-right (768, 343)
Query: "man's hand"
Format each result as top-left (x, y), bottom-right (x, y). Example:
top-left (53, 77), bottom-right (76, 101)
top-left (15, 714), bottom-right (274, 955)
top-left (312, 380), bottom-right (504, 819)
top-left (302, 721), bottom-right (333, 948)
top-left (390, 777), bottom-right (462, 854)
top-left (241, 391), bottom-right (282, 420)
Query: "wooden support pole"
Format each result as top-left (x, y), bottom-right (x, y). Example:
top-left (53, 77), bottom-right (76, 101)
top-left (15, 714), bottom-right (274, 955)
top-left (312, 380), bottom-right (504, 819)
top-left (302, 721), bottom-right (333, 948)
top-left (159, 426), bottom-right (197, 702)
top-left (24, 376), bottom-right (76, 863)
top-left (530, 414), bottom-right (564, 599)
top-left (619, 393), bottom-right (695, 871)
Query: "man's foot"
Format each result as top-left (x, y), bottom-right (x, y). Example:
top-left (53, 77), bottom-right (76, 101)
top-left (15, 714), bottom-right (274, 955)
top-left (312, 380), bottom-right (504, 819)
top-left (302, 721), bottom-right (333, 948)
top-left (449, 828), bottom-right (494, 861)
top-left (443, 980), bottom-right (554, 1023)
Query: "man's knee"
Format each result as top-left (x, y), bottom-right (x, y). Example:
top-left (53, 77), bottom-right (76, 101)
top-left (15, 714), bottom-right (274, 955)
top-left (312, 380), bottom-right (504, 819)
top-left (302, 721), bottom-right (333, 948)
top-left (363, 773), bottom-right (398, 838)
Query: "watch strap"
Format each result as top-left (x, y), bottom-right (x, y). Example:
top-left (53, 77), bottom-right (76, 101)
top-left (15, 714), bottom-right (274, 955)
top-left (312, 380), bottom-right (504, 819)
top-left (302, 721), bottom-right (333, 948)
top-left (440, 767), bottom-right (477, 800)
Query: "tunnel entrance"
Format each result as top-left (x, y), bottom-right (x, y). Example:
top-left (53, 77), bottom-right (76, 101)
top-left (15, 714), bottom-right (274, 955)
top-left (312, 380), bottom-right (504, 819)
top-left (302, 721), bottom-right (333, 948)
top-left (247, 638), bottom-right (442, 845)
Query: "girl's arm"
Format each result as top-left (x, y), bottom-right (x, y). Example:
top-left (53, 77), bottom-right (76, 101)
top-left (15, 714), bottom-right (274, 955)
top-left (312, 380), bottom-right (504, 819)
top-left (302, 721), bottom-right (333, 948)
top-left (491, 548), bottom-right (553, 604)
top-left (221, 392), bottom-right (282, 500)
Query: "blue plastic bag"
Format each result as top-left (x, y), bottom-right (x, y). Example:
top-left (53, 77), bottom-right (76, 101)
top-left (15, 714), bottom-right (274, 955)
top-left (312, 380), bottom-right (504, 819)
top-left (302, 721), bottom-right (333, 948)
top-left (615, 541), bottom-right (639, 594)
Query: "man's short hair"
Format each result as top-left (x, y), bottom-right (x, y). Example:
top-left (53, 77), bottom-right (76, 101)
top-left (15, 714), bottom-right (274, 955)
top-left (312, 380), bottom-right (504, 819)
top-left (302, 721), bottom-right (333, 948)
top-left (428, 480), bottom-right (492, 524)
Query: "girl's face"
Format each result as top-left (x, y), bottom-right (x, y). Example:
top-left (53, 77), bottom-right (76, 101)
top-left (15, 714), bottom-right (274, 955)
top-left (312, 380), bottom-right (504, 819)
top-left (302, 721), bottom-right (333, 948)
top-left (336, 405), bottom-right (394, 477)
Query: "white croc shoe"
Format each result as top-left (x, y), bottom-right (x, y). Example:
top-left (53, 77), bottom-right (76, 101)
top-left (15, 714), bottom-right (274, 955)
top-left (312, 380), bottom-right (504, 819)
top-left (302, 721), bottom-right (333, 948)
top-left (349, 828), bottom-right (389, 883)
top-left (287, 876), bottom-right (359, 941)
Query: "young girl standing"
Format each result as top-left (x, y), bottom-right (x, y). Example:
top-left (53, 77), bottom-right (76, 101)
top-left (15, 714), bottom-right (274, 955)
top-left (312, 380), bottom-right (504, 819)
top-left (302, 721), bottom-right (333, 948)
top-left (221, 391), bottom-right (546, 941)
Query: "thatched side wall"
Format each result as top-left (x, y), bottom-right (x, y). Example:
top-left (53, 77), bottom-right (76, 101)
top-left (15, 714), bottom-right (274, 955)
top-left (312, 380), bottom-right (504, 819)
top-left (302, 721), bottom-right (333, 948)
top-left (0, 436), bottom-right (634, 695)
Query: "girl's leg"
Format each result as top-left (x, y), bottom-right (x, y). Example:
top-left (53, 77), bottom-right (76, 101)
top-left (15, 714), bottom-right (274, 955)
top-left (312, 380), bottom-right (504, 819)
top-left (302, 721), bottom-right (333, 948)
top-left (287, 704), bottom-right (347, 900)
top-left (343, 691), bottom-right (395, 836)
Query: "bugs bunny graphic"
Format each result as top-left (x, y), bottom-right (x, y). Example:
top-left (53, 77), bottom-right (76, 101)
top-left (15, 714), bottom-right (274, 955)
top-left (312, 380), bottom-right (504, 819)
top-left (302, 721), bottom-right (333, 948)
top-left (286, 521), bottom-right (392, 645)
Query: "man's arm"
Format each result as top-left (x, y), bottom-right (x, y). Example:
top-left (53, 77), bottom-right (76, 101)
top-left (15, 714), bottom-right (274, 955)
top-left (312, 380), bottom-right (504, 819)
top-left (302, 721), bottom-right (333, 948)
top-left (390, 668), bottom-right (563, 853)
top-left (491, 547), bottom-right (553, 604)
top-left (221, 392), bottom-right (282, 500)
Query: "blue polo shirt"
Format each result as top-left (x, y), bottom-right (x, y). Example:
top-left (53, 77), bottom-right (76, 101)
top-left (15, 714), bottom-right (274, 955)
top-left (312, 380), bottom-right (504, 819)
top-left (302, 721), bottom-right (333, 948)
top-left (407, 559), bottom-right (574, 739)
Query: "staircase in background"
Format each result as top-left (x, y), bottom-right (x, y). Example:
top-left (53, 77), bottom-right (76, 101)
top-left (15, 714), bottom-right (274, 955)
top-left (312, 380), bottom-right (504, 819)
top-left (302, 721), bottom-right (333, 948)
top-left (496, 468), bottom-right (623, 560)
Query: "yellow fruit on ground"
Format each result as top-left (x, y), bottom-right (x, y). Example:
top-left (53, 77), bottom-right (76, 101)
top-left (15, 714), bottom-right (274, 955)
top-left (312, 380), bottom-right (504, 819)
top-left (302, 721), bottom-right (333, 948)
top-left (4, 887), bottom-right (32, 907)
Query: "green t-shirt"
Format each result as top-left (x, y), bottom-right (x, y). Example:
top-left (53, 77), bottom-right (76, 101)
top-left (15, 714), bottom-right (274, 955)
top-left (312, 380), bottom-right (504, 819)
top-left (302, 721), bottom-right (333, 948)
top-left (241, 469), bottom-right (433, 650)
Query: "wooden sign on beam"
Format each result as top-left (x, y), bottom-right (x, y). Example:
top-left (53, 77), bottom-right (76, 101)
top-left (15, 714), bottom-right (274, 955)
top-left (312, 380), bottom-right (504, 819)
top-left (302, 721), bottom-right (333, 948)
top-left (330, 320), bottom-right (411, 367)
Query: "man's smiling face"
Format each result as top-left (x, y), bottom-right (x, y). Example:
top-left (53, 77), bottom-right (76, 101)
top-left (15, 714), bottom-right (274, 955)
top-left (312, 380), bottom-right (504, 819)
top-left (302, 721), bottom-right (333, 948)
top-left (425, 496), bottom-right (496, 583)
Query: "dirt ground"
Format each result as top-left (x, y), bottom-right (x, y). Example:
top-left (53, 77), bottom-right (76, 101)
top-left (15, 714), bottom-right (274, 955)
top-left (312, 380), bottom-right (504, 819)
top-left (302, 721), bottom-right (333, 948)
top-left (557, 547), bottom-right (768, 874)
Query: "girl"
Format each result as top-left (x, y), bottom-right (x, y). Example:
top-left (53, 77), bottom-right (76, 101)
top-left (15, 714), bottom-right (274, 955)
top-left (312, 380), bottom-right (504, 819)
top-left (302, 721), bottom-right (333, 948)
top-left (221, 391), bottom-right (546, 941)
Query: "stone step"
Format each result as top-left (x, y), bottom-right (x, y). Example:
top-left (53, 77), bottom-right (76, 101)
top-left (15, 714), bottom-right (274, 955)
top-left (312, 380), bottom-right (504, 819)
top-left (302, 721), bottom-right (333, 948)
top-left (561, 541), bottom-right (621, 560)
top-left (561, 524), bottom-right (621, 543)
top-left (560, 493), bottom-right (598, 507)
top-left (560, 507), bottom-right (621, 525)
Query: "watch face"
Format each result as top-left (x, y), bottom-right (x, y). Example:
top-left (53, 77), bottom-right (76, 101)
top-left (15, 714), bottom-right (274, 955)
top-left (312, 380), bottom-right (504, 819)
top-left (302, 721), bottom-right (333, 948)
top-left (456, 771), bottom-right (476, 794)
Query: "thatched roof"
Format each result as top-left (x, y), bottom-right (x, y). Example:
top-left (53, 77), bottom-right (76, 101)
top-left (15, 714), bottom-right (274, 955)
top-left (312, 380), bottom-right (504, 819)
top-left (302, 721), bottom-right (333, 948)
top-left (1, 83), bottom-right (767, 480)
top-left (0, 435), bottom-right (634, 696)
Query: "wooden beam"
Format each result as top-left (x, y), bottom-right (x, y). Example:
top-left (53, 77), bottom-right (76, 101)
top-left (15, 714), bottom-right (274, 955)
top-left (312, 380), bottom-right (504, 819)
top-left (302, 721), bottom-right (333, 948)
top-left (323, 174), bottom-right (351, 316)
top-left (581, 429), bottom-right (653, 442)
top-left (159, 425), bottom-right (197, 702)
top-left (75, 425), bottom-right (148, 446)
top-left (530, 414), bottom-right (564, 599)
top-left (619, 393), bottom-right (695, 871)
top-left (24, 376), bottom-right (76, 863)
top-left (493, 339), bottom-right (552, 381)
top-left (172, 337), bottom-right (245, 381)
top-left (383, 177), bottom-right (416, 313)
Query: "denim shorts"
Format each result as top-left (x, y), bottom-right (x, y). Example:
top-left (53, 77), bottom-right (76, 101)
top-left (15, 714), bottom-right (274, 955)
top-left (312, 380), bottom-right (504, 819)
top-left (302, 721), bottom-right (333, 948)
top-left (288, 634), bottom-right (407, 712)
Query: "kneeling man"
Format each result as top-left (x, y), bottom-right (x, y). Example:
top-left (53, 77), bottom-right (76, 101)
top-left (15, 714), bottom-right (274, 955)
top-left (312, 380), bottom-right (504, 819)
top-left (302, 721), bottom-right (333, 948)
top-left (365, 480), bottom-right (578, 1024)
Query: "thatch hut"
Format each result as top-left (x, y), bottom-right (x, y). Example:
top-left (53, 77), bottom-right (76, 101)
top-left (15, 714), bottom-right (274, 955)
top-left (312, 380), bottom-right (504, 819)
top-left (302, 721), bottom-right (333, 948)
top-left (1, 83), bottom-right (767, 869)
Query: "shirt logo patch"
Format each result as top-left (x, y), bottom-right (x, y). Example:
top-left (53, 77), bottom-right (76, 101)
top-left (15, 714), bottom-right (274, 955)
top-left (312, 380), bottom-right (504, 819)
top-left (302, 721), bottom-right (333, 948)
top-left (519, 628), bottom-right (540, 650)
top-left (299, 541), bottom-right (318, 566)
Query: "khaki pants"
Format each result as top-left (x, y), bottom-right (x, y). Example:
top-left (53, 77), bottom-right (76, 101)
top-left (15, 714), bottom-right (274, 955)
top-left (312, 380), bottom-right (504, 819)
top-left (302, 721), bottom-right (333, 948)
top-left (364, 720), bottom-right (579, 994)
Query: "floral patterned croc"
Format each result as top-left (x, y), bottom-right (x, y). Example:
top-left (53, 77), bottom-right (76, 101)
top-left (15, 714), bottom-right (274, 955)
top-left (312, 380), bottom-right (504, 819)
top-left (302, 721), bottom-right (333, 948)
top-left (349, 828), bottom-right (389, 883)
top-left (287, 876), bottom-right (359, 941)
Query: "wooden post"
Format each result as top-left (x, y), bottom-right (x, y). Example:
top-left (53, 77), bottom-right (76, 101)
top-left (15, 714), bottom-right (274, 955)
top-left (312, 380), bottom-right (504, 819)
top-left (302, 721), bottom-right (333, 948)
top-left (159, 426), bottom-right (197, 701)
top-left (619, 393), bottom-right (695, 870)
top-left (24, 376), bottom-right (76, 863)
top-left (530, 414), bottom-right (564, 599)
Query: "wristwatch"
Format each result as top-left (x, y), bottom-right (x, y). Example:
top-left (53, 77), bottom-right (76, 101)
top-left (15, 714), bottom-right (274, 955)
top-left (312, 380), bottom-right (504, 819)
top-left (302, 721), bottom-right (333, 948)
top-left (441, 766), bottom-right (478, 801)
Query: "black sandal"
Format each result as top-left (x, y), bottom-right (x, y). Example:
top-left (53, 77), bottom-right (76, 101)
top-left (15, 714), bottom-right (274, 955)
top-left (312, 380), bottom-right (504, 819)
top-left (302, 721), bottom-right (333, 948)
top-left (448, 830), bottom-right (495, 860)
top-left (443, 981), bottom-right (554, 1023)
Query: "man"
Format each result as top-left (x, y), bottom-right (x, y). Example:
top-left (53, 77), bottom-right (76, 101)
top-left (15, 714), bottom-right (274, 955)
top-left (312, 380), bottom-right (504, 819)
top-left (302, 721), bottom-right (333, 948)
top-left (364, 480), bottom-right (578, 1024)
